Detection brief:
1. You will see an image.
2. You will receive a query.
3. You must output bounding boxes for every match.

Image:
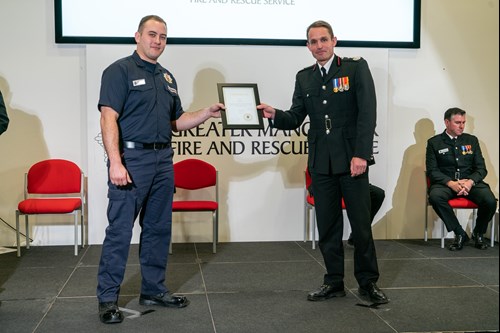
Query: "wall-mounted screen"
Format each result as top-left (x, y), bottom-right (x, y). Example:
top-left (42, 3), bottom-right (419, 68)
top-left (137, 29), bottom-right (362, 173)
top-left (54, 0), bottom-right (420, 48)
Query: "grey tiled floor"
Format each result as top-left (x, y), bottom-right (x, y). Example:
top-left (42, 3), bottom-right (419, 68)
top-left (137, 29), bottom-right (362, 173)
top-left (0, 240), bottom-right (498, 333)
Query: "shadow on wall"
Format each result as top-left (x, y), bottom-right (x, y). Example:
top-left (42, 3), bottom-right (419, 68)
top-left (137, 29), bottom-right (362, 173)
top-left (171, 67), bottom-right (307, 243)
top-left (384, 118), bottom-right (436, 239)
top-left (0, 75), bottom-right (49, 247)
top-left (465, 115), bottom-right (498, 201)
top-left (460, 114), bottom-right (498, 238)
top-left (429, 0), bottom-right (499, 196)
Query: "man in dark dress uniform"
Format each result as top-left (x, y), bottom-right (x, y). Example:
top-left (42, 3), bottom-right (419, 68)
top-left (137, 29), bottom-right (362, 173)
top-left (259, 20), bottom-right (388, 304)
top-left (426, 107), bottom-right (496, 251)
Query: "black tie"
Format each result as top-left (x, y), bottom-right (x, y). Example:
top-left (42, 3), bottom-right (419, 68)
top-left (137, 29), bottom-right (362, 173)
top-left (321, 67), bottom-right (328, 82)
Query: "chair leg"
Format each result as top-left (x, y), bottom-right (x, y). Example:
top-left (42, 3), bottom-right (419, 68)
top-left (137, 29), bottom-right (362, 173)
top-left (25, 215), bottom-right (30, 250)
top-left (424, 204), bottom-right (428, 242)
top-left (212, 211), bottom-right (217, 254)
top-left (441, 219), bottom-right (445, 249)
top-left (74, 212), bottom-right (78, 256)
top-left (312, 207), bottom-right (316, 250)
top-left (491, 217), bottom-right (495, 247)
top-left (472, 209), bottom-right (477, 234)
top-left (16, 211), bottom-right (21, 257)
top-left (169, 239), bottom-right (173, 254)
top-left (304, 203), bottom-right (308, 242)
top-left (81, 212), bottom-right (85, 249)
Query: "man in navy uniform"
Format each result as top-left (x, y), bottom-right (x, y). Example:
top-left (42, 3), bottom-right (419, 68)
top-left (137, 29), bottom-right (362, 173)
top-left (426, 107), bottom-right (496, 251)
top-left (97, 15), bottom-right (224, 324)
top-left (259, 20), bottom-right (388, 304)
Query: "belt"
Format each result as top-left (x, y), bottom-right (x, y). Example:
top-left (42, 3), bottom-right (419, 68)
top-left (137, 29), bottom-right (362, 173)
top-left (123, 141), bottom-right (171, 150)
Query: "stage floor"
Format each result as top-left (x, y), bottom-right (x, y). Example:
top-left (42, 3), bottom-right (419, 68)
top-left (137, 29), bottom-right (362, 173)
top-left (0, 239), bottom-right (498, 333)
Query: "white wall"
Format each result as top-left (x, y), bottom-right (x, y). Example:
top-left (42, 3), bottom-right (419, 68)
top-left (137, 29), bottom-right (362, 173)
top-left (0, 0), bottom-right (498, 247)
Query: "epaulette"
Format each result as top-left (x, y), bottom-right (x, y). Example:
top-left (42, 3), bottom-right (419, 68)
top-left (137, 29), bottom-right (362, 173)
top-left (342, 56), bottom-right (362, 62)
top-left (298, 64), bottom-right (316, 73)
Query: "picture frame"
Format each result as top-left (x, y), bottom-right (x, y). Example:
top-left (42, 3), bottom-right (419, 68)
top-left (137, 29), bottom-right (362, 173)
top-left (217, 83), bottom-right (264, 130)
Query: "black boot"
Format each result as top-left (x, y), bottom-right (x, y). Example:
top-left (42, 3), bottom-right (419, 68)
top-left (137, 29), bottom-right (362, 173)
top-left (472, 233), bottom-right (488, 250)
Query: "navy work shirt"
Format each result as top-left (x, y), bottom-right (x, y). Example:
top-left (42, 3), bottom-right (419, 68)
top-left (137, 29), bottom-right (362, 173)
top-left (98, 51), bottom-right (184, 143)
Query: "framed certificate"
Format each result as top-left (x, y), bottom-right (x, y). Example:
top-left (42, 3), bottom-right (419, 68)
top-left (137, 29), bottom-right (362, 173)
top-left (217, 83), bottom-right (264, 129)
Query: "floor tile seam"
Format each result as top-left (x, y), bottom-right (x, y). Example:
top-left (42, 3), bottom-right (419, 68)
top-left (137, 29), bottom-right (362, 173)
top-left (295, 243), bottom-right (330, 268)
top-left (196, 259), bottom-right (318, 265)
top-left (377, 257), bottom-right (444, 262)
top-left (376, 256), bottom-right (499, 263)
top-left (431, 256), bottom-right (500, 260)
top-left (193, 243), bottom-right (218, 333)
top-left (56, 292), bottom-right (212, 299)
top-left (75, 262), bottom-right (201, 268)
top-left (430, 257), bottom-right (499, 286)
top-left (29, 253), bottom-right (88, 332)
top-left (50, 284), bottom-right (500, 298)
top-left (74, 256), bottom-right (499, 268)
top-left (0, 296), bottom-right (56, 302)
top-left (374, 285), bottom-right (496, 291)
top-left (485, 285), bottom-right (500, 293)
top-left (387, 239), bottom-right (431, 259)
top-left (0, 265), bottom-right (84, 270)
top-left (398, 330), bottom-right (500, 333)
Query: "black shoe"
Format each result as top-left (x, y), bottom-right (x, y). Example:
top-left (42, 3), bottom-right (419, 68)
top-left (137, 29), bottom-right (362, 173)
top-left (98, 301), bottom-right (123, 324)
top-left (347, 234), bottom-right (354, 246)
top-left (139, 292), bottom-right (190, 308)
top-left (472, 233), bottom-right (488, 250)
top-left (307, 284), bottom-right (346, 301)
top-left (448, 233), bottom-right (469, 251)
top-left (358, 282), bottom-right (389, 304)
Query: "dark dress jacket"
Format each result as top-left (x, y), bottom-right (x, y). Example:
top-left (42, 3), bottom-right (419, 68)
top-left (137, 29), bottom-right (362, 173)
top-left (273, 55), bottom-right (376, 175)
top-left (426, 131), bottom-right (487, 186)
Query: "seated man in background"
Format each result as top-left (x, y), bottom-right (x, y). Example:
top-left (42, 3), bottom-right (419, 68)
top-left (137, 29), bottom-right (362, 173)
top-left (426, 107), bottom-right (496, 251)
top-left (347, 184), bottom-right (385, 246)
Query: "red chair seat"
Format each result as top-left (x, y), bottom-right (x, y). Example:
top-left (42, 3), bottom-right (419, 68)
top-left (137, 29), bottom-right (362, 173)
top-left (173, 201), bottom-right (218, 211)
top-left (18, 198), bottom-right (82, 214)
top-left (447, 197), bottom-right (479, 209)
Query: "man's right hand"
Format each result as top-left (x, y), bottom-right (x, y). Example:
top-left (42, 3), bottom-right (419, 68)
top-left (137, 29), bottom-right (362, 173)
top-left (447, 180), bottom-right (468, 196)
top-left (257, 103), bottom-right (276, 119)
top-left (109, 161), bottom-right (132, 186)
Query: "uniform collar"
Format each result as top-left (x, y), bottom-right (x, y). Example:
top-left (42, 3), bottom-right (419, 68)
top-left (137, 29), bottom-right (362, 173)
top-left (319, 56), bottom-right (334, 74)
top-left (132, 51), bottom-right (160, 73)
top-left (442, 130), bottom-right (459, 143)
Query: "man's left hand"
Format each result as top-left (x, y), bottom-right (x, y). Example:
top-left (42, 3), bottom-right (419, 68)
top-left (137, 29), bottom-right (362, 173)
top-left (350, 157), bottom-right (367, 177)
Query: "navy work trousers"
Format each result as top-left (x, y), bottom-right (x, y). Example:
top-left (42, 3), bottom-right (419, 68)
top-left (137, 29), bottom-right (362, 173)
top-left (97, 148), bottom-right (174, 302)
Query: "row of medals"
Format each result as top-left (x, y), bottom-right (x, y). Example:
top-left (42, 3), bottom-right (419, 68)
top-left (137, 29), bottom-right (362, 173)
top-left (325, 77), bottom-right (349, 134)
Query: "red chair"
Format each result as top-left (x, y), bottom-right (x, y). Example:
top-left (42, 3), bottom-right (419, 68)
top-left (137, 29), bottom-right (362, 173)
top-left (304, 168), bottom-right (345, 249)
top-left (15, 159), bottom-right (85, 256)
top-left (424, 175), bottom-right (495, 248)
top-left (171, 159), bottom-right (219, 254)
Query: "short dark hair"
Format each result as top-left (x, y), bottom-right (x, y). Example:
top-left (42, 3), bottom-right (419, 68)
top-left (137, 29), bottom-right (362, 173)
top-left (444, 107), bottom-right (466, 120)
top-left (138, 15), bottom-right (167, 33)
top-left (306, 20), bottom-right (334, 41)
